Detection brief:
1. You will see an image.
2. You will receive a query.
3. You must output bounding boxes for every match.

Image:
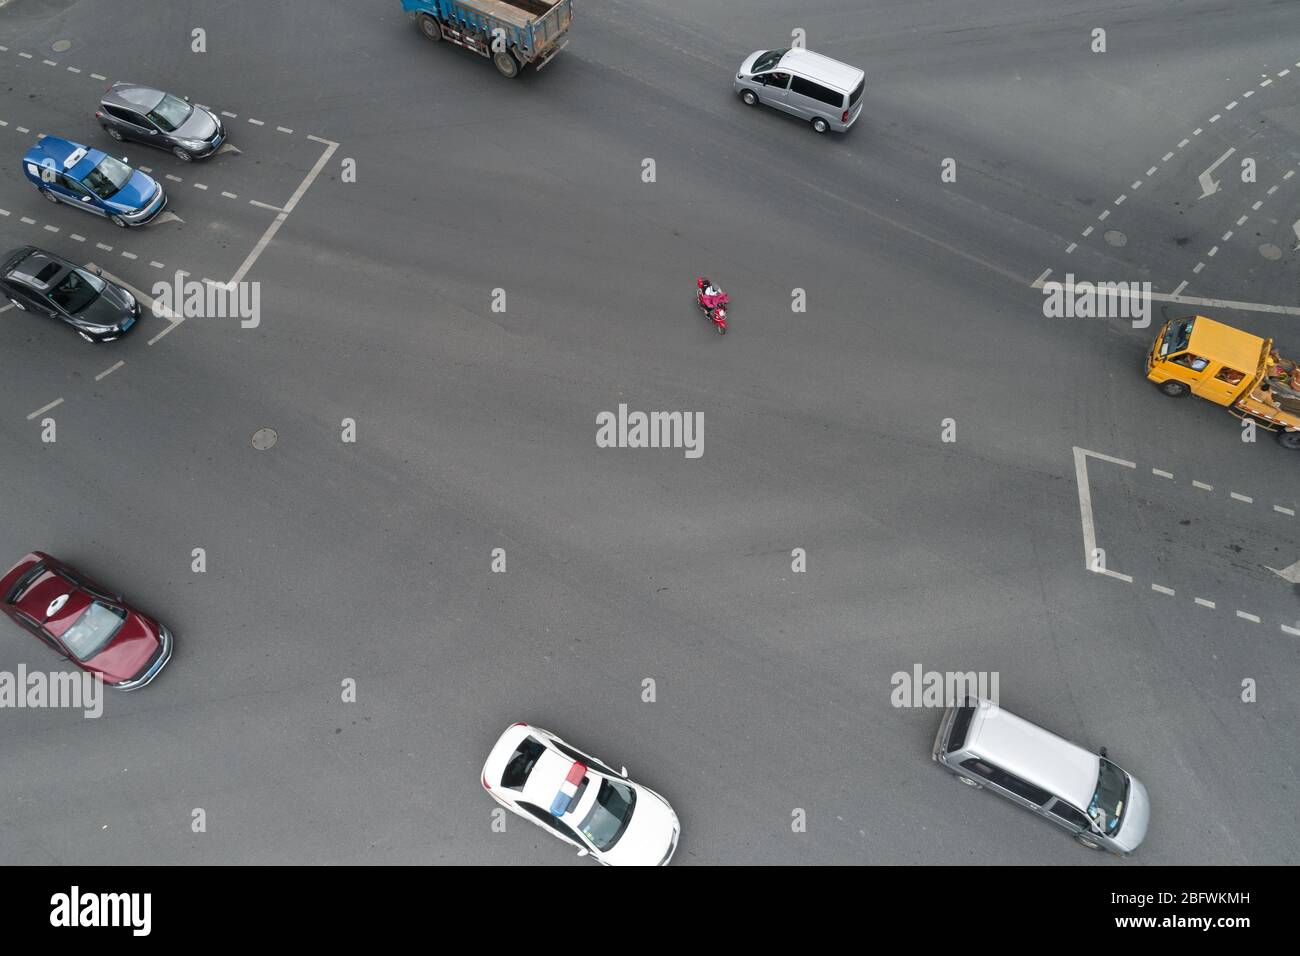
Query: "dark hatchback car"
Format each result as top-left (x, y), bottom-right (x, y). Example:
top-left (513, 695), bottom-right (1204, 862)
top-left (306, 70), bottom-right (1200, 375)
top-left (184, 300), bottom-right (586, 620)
top-left (1, 552), bottom-right (173, 690)
top-left (1, 246), bottom-right (140, 342)
top-left (96, 82), bottom-right (225, 161)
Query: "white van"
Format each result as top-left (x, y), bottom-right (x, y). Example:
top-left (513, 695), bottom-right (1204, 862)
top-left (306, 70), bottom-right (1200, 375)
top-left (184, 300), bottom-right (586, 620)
top-left (734, 48), bottom-right (865, 134)
top-left (932, 698), bottom-right (1151, 855)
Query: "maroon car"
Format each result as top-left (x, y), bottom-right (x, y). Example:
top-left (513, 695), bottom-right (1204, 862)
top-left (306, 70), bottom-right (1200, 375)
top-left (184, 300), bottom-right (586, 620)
top-left (0, 552), bottom-right (172, 690)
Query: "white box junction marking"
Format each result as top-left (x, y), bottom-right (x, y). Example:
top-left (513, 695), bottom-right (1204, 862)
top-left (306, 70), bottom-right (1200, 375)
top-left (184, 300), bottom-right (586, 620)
top-left (1073, 447), bottom-right (1136, 582)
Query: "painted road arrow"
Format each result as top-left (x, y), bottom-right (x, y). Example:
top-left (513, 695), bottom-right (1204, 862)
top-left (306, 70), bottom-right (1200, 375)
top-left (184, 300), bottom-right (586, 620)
top-left (1198, 147), bottom-right (1236, 199)
top-left (1266, 559), bottom-right (1300, 584)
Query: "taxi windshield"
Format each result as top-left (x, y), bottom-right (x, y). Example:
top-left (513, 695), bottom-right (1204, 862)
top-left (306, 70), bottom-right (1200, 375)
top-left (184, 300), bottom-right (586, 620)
top-left (83, 156), bottom-right (133, 200)
top-left (148, 94), bottom-right (193, 133)
top-left (47, 269), bottom-right (105, 315)
top-left (1088, 758), bottom-right (1129, 835)
top-left (577, 778), bottom-right (636, 851)
top-left (59, 601), bottom-right (126, 661)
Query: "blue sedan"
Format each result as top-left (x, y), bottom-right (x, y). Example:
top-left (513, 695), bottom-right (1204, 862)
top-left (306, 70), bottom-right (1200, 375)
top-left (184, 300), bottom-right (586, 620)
top-left (21, 136), bottom-right (167, 228)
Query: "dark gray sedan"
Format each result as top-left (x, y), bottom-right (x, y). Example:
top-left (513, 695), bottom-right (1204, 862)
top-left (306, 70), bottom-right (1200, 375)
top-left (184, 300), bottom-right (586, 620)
top-left (1, 247), bottom-right (141, 342)
top-left (95, 83), bottom-right (226, 161)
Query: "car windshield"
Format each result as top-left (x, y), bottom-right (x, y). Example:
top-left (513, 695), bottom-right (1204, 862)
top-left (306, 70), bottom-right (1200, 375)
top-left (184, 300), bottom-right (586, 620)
top-left (148, 94), bottom-right (192, 133)
top-left (47, 269), bottom-right (105, 315)
top-left (83, 156), bottom-right (133, 200)
top-left (752, 49), bottom-right (786, 73)
top-left (576, 778), bottom-right (636, 851)
top-left (59, 601), bottom-right (126, 661)
top-left (1161, 318), bottom-right (1194, 356)
top-left (1087, 758), bottom-right (1129, 835)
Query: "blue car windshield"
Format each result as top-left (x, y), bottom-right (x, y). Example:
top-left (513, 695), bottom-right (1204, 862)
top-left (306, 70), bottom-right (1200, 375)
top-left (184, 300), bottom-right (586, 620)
top-left (83, 156), bottom-right (133, 200)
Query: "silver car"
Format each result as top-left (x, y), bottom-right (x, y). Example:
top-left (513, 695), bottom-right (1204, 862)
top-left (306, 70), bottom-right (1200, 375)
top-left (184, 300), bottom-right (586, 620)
top-left (96, 83), bottom-right (226, 161)
top-left (933, 698), bottom-right (1151, 855)
top-left (734, 48), bottom-right (865, 134)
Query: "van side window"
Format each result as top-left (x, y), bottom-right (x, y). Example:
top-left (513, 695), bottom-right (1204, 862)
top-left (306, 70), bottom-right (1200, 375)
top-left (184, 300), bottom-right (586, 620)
top-left (960, 757), bottom-right (1051, 806)
top-left (790, 76), bottom-right (843, 108)
top-left (1214, 366), bottom-right (1245, 385)
top-left (1170, 352), bottom-right (1209, 371)
top-left (762, 72), bottom-right (791, 89)
top-left (1048, 800), bottom-right (1090, 828)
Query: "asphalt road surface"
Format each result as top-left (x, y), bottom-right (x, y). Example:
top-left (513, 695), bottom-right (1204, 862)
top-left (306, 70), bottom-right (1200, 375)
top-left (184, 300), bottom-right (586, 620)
top-left (0, 0), bottom-right (1296, 865)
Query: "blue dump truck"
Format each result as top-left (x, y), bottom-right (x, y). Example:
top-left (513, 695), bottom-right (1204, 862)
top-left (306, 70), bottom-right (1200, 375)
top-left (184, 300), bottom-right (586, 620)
top-left (401, 0), bottom-right (574, 78)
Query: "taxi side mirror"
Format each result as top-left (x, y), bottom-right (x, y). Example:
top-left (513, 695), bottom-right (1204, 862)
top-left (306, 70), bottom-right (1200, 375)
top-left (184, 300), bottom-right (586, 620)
top-left (576, 848), bottom-right (589, 857)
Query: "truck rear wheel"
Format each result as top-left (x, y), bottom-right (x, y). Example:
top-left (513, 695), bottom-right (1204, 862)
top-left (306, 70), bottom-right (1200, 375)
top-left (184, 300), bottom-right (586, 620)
top-left (1158, 380), bottom-right (1189, 397)
top-left (1277, 430), bottom-right (1300, 450)
top-left (418, 15), bottom-right (442, 41)
top-left (494, 50), bottom-right (521, 78)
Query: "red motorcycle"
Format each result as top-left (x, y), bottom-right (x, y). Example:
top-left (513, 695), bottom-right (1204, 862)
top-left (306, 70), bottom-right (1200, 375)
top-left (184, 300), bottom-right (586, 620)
top-left (696, 277), bottom-right (729, 335)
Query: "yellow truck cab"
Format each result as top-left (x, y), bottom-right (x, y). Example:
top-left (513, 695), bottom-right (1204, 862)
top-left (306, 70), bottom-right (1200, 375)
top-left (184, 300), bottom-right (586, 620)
top-left (1146, 315), bottom-right (1300, 449)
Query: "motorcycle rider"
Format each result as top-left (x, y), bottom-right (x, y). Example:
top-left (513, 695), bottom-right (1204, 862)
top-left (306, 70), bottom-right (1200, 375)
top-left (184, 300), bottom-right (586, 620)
top-left (698, 276), bottom-right (729, 312)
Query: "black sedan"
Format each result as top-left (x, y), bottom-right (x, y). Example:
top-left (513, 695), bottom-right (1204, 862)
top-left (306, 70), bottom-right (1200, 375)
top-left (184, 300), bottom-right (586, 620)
top-left (1, 247), bottom-right (141, 342)
top-left (96, 82), bottom-right (225, 162)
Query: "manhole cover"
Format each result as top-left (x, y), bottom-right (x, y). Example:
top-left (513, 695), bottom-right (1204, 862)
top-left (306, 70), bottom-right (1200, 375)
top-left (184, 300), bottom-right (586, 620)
top-left (251, 427), bottom-right (278, 450)
top-left (1259, 243), bottom-right (1282, 261)
top-left (1104, 230), bottom-right (1127, 247)
top-left (51, 40), bottom-right (72, 53)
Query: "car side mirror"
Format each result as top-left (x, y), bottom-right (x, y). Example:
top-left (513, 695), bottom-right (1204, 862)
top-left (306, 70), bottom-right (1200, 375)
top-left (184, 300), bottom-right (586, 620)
top-left (620, 766), bottom-right (629, 777)
top-left (1099, 747), bottom-right (1109, 758)
top-left (184, 95), bottom-right (191, 102)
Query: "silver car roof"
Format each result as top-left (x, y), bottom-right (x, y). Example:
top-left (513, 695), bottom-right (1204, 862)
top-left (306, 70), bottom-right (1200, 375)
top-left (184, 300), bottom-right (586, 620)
top-left (103, 84), bottom-right (166, 112)
top-left (964, 699), bottom-right (1100, 807)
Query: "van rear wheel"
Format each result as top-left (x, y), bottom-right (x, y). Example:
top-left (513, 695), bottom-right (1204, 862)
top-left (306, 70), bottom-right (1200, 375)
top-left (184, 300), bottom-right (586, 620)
top-left (418, 15), bottom-right (442, 41)
top-left (811, 117), bottom-right (830, 134)
top-left (1277, 430), bottom-right (1300, 450)
top-left (1158, 380), bottom-right (1189, 397)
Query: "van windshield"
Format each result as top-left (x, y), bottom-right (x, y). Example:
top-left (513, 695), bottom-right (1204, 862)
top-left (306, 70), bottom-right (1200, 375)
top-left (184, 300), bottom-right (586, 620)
top-left (752, 49), bottom-right (786, 73)
top-left (1161, 318), bottom-right (1194, 357)
top-left (1087, 758), bottom-right (1129, 835)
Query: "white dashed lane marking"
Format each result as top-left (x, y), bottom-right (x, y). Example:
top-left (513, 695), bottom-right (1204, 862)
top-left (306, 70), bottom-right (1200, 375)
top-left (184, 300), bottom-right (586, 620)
top-left (26, 398), bottom-right (62, 420)
top-left (1073, 446), bottom-right (1297, 637)
top-left (94, 361), bottom-right (124, 382)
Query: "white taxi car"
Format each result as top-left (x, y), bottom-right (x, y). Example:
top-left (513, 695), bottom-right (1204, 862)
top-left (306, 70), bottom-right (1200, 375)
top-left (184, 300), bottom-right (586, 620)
top-left (481, 722), bottom-right (680, 866)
